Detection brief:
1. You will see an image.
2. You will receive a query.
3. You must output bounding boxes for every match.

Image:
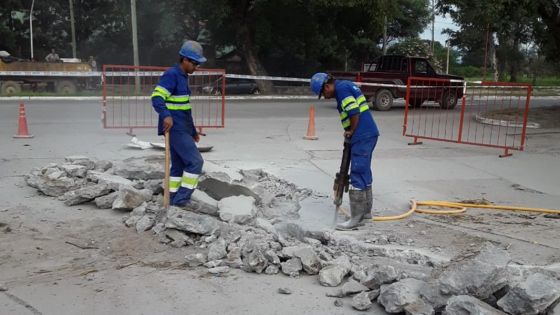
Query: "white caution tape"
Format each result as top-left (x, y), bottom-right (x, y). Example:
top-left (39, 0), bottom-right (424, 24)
top-left (0, 70), bottom-right (225, 77)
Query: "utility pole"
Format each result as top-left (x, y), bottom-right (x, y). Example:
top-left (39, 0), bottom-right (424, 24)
top-left (431, 0), bottom-right (435, 55)
top-left (382, 15), bottom-right (387, 55)
top-left (69, 0), bottom-right (77, 58)
top-left (130, 0), bottom-right (140, 93)
top-left (30, 0), bottom-right (35, 60)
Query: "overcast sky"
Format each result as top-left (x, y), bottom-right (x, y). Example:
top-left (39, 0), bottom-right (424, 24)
top-left (420, 13), bottom-right (460, 44)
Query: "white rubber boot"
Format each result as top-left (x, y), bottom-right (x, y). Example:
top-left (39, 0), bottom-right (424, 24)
top-left (336, 189), bottom-right (367, 231)
top-left (363, 186), bottom-right (373, 220)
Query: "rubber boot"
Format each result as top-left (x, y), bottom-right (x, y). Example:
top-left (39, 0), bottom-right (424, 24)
top-left (336, 189), bottom-right (368, 231)
top-left (363, 186), bottom-right (373, 220)
top-left (171, 187), bottom-right (195, 207)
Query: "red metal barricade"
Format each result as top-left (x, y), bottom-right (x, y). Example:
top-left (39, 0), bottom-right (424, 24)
top-left (102, 65), bottom-right (225, 134)
top-left (403, 77), bottom-right (532, 157)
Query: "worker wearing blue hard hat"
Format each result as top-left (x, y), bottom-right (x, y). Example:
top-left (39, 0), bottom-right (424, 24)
top-left (311, 72), bottom-right (380, 230)
top-left (151, 40), bottom-right (206, 206)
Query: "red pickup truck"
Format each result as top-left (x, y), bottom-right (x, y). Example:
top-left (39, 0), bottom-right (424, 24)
top-left (330, 55), bottom-right (465, 111)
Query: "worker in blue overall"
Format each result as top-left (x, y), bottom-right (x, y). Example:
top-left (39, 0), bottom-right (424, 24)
top-left (151, 41), bottom-right (206, 206)
top-left (310, 73), bottom-right (380, 230)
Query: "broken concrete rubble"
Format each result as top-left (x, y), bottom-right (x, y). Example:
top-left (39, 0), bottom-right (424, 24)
top-left (361, 264), bottom-right (399, 289)
top-left (208, 238), bottom-right (228, 261)
top-left (65, 155), bottom-right (95, 170)
top-left (165, 207), bottom-right (220, 235)
top-left (60, 164), bottom-right (88, 178)
top-left (27, 156), bottom-right (560, 315)
top-left (352, 291), bottom-right (373, 311)
top-left (218, 195), bottom-right (257, 224)
top-left (87, 171), bottom-right (133, 190)
top-left (185, 253), bottom-right (207, 267)
top-left (437, 243), bottom-right (511, 300)
top-left (497, 273), bottom-right (560, 315)
top-left (94, 191), bottom-right (118, 209)
top-left (26, 166), bottom-right (84, 197)
top-left (328, 278), bottom-right (369, 297)
top-left (135, 214), bottom-right (156, 232)
top-left (293, 246), bottom-right (321, 275)
top-left (112, 185), bottom-right (152, 211)
top-left (445, 295), bottom-right (507, 315)
top-left (404, 300), bottom-right (435, 315)
top-left (60, 182), bottom-right (112, 206)
top-left (378, 278), bottom-right (426, 313)
top-left (113, 155), bottom-right (165, 180)
top-left (281, 258), bottom-right (303, 277)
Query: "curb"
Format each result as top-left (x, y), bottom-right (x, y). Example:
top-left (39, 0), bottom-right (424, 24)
top-left (475, 113), bottom-right (541, 129)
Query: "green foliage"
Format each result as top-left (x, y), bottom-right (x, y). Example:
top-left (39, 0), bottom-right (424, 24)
top-left (0, 0), bottom-right (430, 75)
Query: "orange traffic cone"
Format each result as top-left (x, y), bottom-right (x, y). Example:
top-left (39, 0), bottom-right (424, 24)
top-left (303, 105), bottom-right (318, 140)
top-left (13, 103), bottom-right (34, 139)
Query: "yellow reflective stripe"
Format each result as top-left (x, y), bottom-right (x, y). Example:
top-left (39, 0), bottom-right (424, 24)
top-left (181, 172), bottom-right (199, 189)
top-left (169, 177), bottom-right (181, 192)
top-left (356, 95), bottom-right (367, 105)
top-left (154, 86), bottom-right (171, 98)
top-left (167, 95), bottom-right (190, 102)
top-left (359, 104), bottom-right (369, 112)
top-left (341, 96), bottom-right (357, 109)
top-left (151, 91), bottom-right (167, 99)
top-left (341, 119), bottom-right (351, 128)
top-left (340, 111), bottom-right (348, 120)
top-left (166, 104), bottom-right (192, 110)
top-left (346, 104), bottom-right (359, 111)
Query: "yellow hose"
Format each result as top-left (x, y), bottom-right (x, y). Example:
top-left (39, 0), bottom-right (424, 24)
top-left (371, 200), bottom-right (560, 222)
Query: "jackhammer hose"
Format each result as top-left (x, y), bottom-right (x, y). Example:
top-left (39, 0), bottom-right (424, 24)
top-left (371, 200), bottom-right (560, 222)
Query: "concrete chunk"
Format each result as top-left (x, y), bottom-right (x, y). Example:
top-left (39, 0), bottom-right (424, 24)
top-left (293, 246), bottom-right (321, 275)
top-left (185, 253), bottom-right (207, 267)
top-left (165, 207), bottom-right (220, 235)
top-left (361, 265), bottom-right (399, 289)
top-left (218, 195), bottom-right (257, 224)
top-left (438, 243), bottom-right (511, 299)
top-left (378, 278), bottom-right (426, 313)
top-left (135, 215), bottom-right (156, 232)
top-left (208, 238), bottom-right (228, 261)
top-left (281, 257), bottom-right (302, 277)
top-left (497, 273), bottom-right (560, 315)
top-left (112, 185), bottom-right (152, 211)
top-left (113, 155), bottom-right (164, 180)
top-left (87, 170), bottom-right (133, 190)
top-left (60, 183), bottom-right (111, 206)
top-left (26, 167), bottom-right (84, 197)
top-left (60, 164), bottom-right (88, 178)
top-left (94, 191), bottom-right (118, 209)
top-left (65, 155), bottom-right (95, 170)
top-left (352, 291), bottom-right (373, 311)
top-left (445, 295), bottom-right (507, 315)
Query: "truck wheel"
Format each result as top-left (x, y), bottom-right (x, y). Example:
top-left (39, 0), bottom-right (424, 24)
top-left (56, 80), bottom-right (77, 95)
top-left (373, 89), bottom-right (393, 111)
top-left (1, 81), bottom-right (22, 95)
top-left (439, 90), bottom-right (458, 110)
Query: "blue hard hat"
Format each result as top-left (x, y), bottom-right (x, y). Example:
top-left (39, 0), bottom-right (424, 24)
top-left (179, 40), bottom-right (207, 64)
top-left (310, 72), bottom-right (329, 98)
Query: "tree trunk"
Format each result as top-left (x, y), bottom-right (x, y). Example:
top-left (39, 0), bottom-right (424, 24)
top-left (238, 26), bottom-right (273, 93)
top-left (232, 0), bottom-right (273, 93)
top-left (489, 32), bottom-right (498, 81)
top-left (509, 37), bottom-right (520, 82)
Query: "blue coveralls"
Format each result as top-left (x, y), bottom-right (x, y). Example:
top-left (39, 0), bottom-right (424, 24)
top-left (334, 80), bottom-right (380, 190)
top-left (151, 64), bottom-right (203, 206)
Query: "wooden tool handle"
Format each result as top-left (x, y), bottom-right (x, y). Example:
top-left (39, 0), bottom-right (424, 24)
top-left (163, 132), bottom-right (171, 209)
